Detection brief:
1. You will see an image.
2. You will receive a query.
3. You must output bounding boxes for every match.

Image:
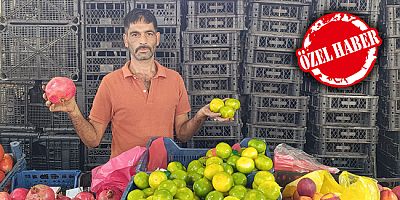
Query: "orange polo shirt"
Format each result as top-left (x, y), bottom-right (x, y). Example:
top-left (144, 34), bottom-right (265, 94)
top-left (89, 61), bottom-right (191, 158)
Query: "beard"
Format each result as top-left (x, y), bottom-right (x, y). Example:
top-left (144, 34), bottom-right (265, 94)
top-left (129, 45), bottom-right (154, 61)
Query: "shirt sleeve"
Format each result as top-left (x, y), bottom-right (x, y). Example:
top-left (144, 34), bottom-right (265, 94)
top-left (175, 75), bottom-right (191, 116)
top-left (89, 77), bottom-right (113, 125)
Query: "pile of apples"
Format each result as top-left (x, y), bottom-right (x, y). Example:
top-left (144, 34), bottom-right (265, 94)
top-left (284, 178), bottom-right (340, 200)
top-left (0, 145), bottom-right (15, 183)
top-left (378, 184), bottom-right (400, 200)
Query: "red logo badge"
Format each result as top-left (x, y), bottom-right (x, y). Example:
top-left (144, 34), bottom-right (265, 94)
top-left (296, 12), bottom-right (382, 88)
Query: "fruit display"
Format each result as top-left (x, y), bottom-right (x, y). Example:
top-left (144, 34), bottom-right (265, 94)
top-left (378, 185), bottom-right (400, 200)
top-left (209, 98), bottom-right (241, 119)
top-left (125, 138), bottom-right (281, 200)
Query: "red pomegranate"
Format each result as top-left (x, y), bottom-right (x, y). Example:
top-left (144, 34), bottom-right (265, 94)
top-left (0, 192), bottom-right (11, 200)
top-left (56, 194), bottom-right (72, 200)
top-left (25, 184), bottom-right (55, 200)
top-left (97, 189), bottom-right (122, 200)
top-left (10, 188), bottom-right (28, 200)
top-left (45, 77), bottom-right (76, 104)
top-left (73, 192), bottom-right (95, 200)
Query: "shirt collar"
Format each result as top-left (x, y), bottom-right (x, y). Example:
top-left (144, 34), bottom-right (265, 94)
top-left (122, 60), bottom-right (167, 79)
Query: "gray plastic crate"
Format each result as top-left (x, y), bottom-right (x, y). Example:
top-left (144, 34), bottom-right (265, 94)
top-left (314, 0), bottom-right (380, 13)
top-left (315, 154), bottom-right (376, 176)
top-left (249, 108), bottom-right (307, 127)
top-left (247, 33), bottom-right (303, 52)
top-left (249, 0), bottom-right (312, 4)
top-left (0, 24), bottom-right (80, 81)
top-left (188, 92), bottom-right (239, 107)
top-left (155, 50), bottom-right (180, 72)
top-left (310, 94), bottom-right (379, 112)
top-left (247, 124), bottom-right (306, 141)
top-left (183, 31), bottom-right (241, 47)
top-left (310, 125), bottom-right (378, 143)
top-left (84, 26), bottom-right (125, 49)
top-left (246, 49), bottom-right (297, 66)
top-left (379, 68), bottom-right (400, 84)
top-left (158, 26), bottom-right (181, 50)
top-left (243, 78), bottom-right (301, 95)
top-left (84, 50), bottom-right (128, 74)
top-left (190, 121), bottom-right (242, 140)
top-left (1, 0), bottom-right (79, 24)
top-left (134, 0), bottom-right (180, 26)
top-left (264, 139), bottom-right (305, 156)
top-left (183, 61), bottom-right (239, 78)
top-left (379, 112), bottom-right (400, 131)
top-left (385, 20), bottom-right (400, 38)
top-left (249, 17), bottom-right (308, 36)
top-left (387, 5), bottom-right (400, 21)
top-left (303, 79), bottom-right (376, 95)
top-left (380, 53), bottom-right (400, 69)
top-left (314, 11), bottom-right (379, 27)
top-left (185, 76), bottom-right (239, 93)
top-left (0, 131), bottom-right (36, 169)
top-left (82, 1), bottom-right (130, 26)
top-left (184, 47), bottom-right (240, 62)
top-left (384, 38), bottom-right (400, 55)
top-left (187, 0), bottom-right (245, 15)
top-left (310, 108), bottom-right (376, 127)
top-left (84, 142), bottom-right (111, 170)
top-left (379, 98), bottom-right (400, 116)
top-left (244, 64), bottom-right (303, 83)
top-left (249, 95), bottom-right (308, 110)
top-left (186, 15), bottom-right (246, 31)
top-left (250, 3), bottom-right (310, 20)
top-left (188, 137), bottom-right (241, 149)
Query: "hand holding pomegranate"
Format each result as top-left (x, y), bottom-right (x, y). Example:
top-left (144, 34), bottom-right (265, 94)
top-left (43, 77), bottom-right (78, 114)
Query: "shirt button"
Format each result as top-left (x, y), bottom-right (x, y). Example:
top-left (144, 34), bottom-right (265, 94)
top-left (143, 90), bottom-right (146, 93)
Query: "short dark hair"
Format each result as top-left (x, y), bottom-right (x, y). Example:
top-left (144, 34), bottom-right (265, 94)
top-left (124, 9), bottom-right (158, 31)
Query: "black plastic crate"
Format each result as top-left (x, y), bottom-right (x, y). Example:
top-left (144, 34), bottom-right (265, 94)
top-left (84, 142), bottom-right (111, 170)
top-left (249, 0), bottom-right (312, 4)
top-left (0, 131), bottom-right (35, 169)
top-left (0, 24), bottom-right (80, 81)
top-left (378, 132), bottom-right (400, 161)
top-left (249, 94), bottom-right (308, 110)
top-left (84, 50), bottom-right (128, 74)
top-left (158, 26), bottom-right (181, 50)
top-left (377, 149), bottom-right (400, 174)
top-left (155, 50), bottom-right (180, 72)
top-left (314, 0), bottom-right (380, 13)
top-left (310, 94), bottom-right (379, 112)
top-left (246, 49), bottom-right (297, 66)
top-left (377, 161), bottom-right (400, 187)
top-left (244, 64), bottom-right (302, 83)
top-left (186, 15), bottom-right (246, 31)
top-left (183, 31), bottom-right (241, 47)
top-left (183, 47), bottom-right (240, 62)
top-left (134, 0), bottom-right (180, 26)
top-left (247, 34), bottom-right (303, 52)
top-left (266, 140), bottom-right (305, 156)
top-left (188, 92), bottom-right (239, 107)
top-left (379, 97), bottom-right (400, 116)
top-left (84, 26), bottom-right (125, 49)
top-left (310, 108), bottom-right (376, 127)
top-left (183, 61), bottom-right (239, 78)
top-left (303, 79), bottom-right (377, 95)
top-left (384, 38), bottom-right (400, 54)
top-left (190, 121), bottom-right (242, 140)
top-left (378, 110), bottom-right (400, 131)
top-left (314, 11), bottom-right (379, 27)
top-left (250, 3), bottom-right (310, 20)
top-left (311, 124), bottom-right (378, 143)
top-left (306, 134), bottom-right (376, 156)
top-left (249, 108), bottom-right (307, 127)
top-left (184, 76), bottom-right (238, 93)
top-left (0, 81), bottom-right (33, 129)
top-left (247, 124), bottom-right (306, 141)
top-left (315, 154), bottom-right (376, 176)
top-left (30, 134), bottom-right (82, 170)
top-left (243, 78), bottom-right (301, 95)
top-left (384, 19), bottom-right (400, 38)
top-left (380, 53), bottom-right (400, 69)
top-left (379, 68), bottom-right (400, 84)
top-left (380, 130), bottom-right (400, 145)
top-left (188, 138), bottom-right (241, 149)
top-left (187, 0), bottom-right (245, 15)
top-left (1, 0), bottom-right (79, 24)
top-left (82, 1), bottom-right (129, 25)
top-left (249, 17), bottom-right (308, 36)
top-left (387, 4), bottom-right (400, 21)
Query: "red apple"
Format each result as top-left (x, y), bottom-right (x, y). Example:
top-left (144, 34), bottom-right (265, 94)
top-left (392, 186), bottom-right (400, 199)
top-left (297, 178), bottom-right (317, 197)
top-left (381, 190), bottom-right (398, 200)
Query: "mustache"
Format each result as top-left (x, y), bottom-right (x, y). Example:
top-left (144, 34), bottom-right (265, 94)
top-left (135, 45), bottom-right (152, 53)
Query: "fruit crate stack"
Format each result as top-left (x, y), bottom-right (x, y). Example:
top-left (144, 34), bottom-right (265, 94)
top-left (181, 0), bottom-right (246, 148)
top-left (244, 0), bottom-right (312, 155)
top-left (0, 0), bottom-right (83, 131)
top-left (304, 0), bottom-right (382, 178)
top-left (376, 1), bottom-right (400, 180)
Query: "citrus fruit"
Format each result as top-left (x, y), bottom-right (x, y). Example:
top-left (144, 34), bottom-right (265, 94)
top-left (157, 180), bottom-right (177, 196)
top-left (224, 98), bottom-right (241, 110)
top-left (172, 179), bottom-right (186, 188)
top-left (143, 188), bottom-right (154, 197)
top-left (149, 171), bottom-right (168, 189)
top-left (204, 164), bottom-right (224, 180)
top-left (229, 185), bottom-right (247, 200)
top-left (127, 189), bottom-right (145, 200)
top-left (258, 181), bottom-right (281, 200)
top-left (188, 160), bottom-right (203, 173)
top-left (232, 172), bottom-right (247, 186)
top-left (167, 161), bottom-right (185, 173)
top-left (206, 148), bottom-right (217, 158)
top-left (210, 98), bottom-right (225, 113)
top-left (254, 171), bottom-right (275, 186)
top-left (205, 191), bottom-right (224, 200)
top-left (193, 178), bottom-right (213, 198)
top-left (188, 172), bottom-right (203, 184)
top-left (170, 169), bottom-right (188, 182)
top-left (252, 181), bottom-right (259, 189)
top-left (241, 147), bottom-right (258, 159)
top-left (194, 194), bottom-right (201, 200)
top-left (134, 172), bottom-right (150, 189)
top-left (199, 156), bottom-right (208, 165)
top-left (221, 163), bottom-right (234, 175)
top-left (197, 167), bottom-right (205, 176)
top-left (216, 142), bottom-right (232, 159)
top-left (226, 155), bottom-right (240, 168)
top-left (206, 156), bottom-right (223, 166)
top-left (248, 139), bottom-right (267, 154)
top-left (212, 172), bottom-right (234, 193)
top-left (153, 189), bottom-right (173, 200)
top-left (175, 187), bottom-right (194, 200)
top-left (243, 189), bottom-right (266, 200)
top-left (236, 157), bottom-right (255, 174)
top-left (254, 155), bottom-right (273, 171)
top-left (224, 196), bottom-right (240, 200)
top-left (219, 106), bottom-right (235, 119)
top-left (146, 195), bottom-right (154, 200)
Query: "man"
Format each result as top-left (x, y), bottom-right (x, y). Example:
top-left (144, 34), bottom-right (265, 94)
top-left (43, 9), bottom-right (229, 158)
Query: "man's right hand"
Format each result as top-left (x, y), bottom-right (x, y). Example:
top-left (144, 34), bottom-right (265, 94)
top-left (42, 85), bottom-right (77, 113)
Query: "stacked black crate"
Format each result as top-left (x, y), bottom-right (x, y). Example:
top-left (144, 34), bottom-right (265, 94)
top-left (377, 2), bottom-right (400, 179)
top-left (0, 1), bottom-right (84, 169)
top-left (182, 0), bottom-right (245, 148)
top-left (305, 0), bottom-right (381, 177)
top-left (244, 0), bottom-right (312, 155)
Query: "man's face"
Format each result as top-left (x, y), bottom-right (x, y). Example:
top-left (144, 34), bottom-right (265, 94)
top-left (123, 21), bottom-right (160, 61)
